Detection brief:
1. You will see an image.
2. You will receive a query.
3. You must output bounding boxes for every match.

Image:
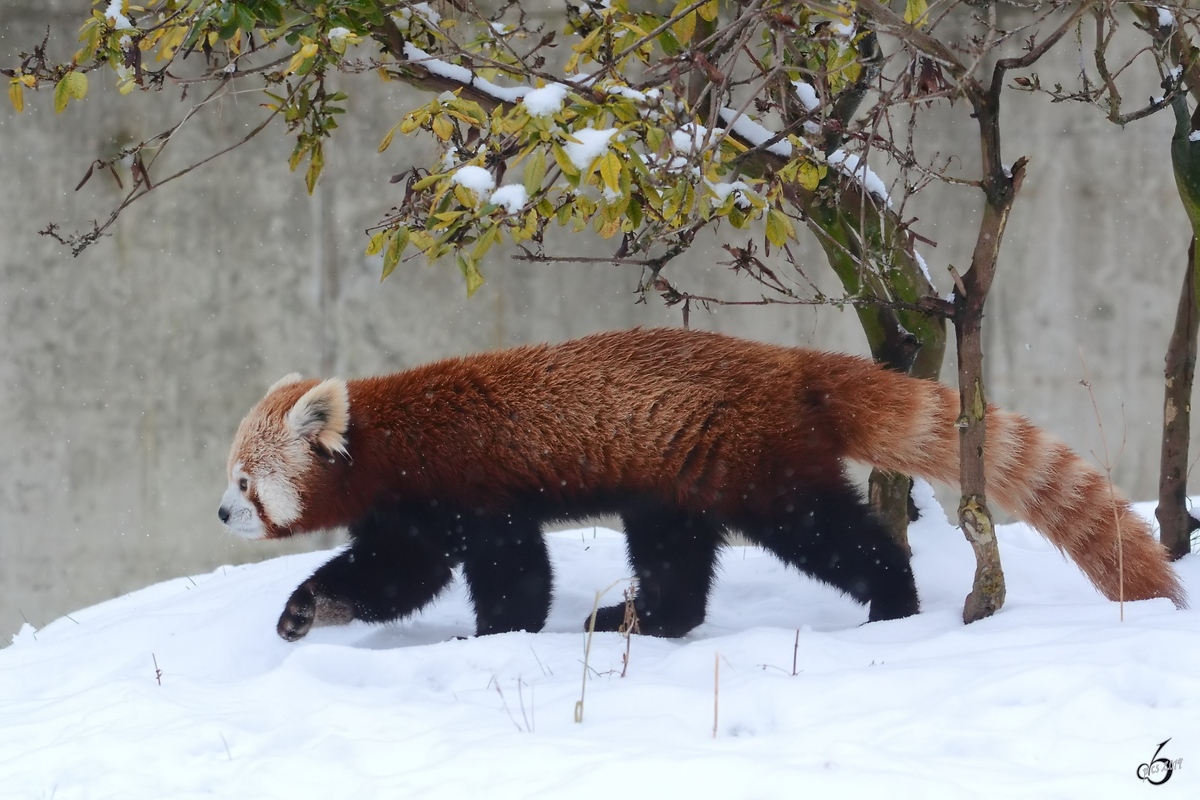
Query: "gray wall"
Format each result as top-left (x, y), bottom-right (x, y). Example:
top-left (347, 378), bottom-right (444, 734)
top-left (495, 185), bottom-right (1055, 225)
top-left (0, 2), bottom-right (1191, 638)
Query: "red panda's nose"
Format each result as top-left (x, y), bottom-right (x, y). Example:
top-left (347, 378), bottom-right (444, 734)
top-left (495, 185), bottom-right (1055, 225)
top-left (218, 506), bottom-right (231, 524)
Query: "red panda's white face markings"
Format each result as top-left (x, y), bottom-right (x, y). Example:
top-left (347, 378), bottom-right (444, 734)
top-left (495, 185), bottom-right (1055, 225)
top-left (219, 376), bottom-right (350, 539)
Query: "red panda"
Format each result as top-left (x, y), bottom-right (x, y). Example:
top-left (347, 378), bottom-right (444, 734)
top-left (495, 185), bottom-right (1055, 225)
top-left (218, 328), bottom-right (1184, 641)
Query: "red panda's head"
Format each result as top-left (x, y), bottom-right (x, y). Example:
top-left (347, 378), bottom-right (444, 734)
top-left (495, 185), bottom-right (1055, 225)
top-left (219, 374), bottom-right (350, 539)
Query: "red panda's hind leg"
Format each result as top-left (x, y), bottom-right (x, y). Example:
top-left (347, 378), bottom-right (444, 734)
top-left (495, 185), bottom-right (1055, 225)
top-left (592, 507), bottom-right (724, 637)
top-left (738, 485), bottom-right (919, 622)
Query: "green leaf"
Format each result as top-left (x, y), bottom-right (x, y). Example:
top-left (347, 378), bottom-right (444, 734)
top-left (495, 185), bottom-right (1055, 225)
top-left (305, 142), bottom-right (324, 195)
top-left (53, 75), bottom-right (71, 113)
top-left (523, 148), bottom-right (547, 198)
top-left (627, 199), bottom-right (642, 229)
top-left (471, 224), bottom-right (500, 262)
top-left (381, 227), bottom-right (408, 281)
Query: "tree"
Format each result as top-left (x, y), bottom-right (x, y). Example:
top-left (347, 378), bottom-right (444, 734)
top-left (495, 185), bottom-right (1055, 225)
top-left (7, 0), bottom-right (1197, 621)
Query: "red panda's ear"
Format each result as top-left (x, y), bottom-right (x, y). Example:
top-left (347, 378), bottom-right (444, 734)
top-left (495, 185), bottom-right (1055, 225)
top-left (267, 372), bottom-right (305, 394)
top-left (285, 378), bottom-right (350, 456)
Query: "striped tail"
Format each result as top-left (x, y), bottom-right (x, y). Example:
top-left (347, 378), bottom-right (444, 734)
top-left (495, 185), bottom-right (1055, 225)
top-left (836, 367), bottom-right (1186, 608)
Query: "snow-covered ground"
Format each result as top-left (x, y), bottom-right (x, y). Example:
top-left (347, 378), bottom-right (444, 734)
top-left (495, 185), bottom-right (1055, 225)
top-left (3, 484), bottom-right (1199, 798)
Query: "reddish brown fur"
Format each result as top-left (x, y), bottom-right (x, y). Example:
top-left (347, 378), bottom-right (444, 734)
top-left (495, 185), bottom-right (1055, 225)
top-left (234, 328), bottom-right (1184, 610)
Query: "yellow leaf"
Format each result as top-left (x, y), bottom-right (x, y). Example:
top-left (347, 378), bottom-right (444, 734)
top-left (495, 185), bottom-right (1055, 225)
top-left (286, 42), bottom-right (319, 75)
top-left (765, 208), bottom-right (796, 247)
top-left (432, 114), bottom-right (454, 141)
top-left (365, 230), bottom-right (389, 257)
top-left (597, 215), bottom-right (621, 239)
top-left (671, 0), bottom-right (696, 45)
top-left (905, 0), bottom-right (929, 26)
top-left (600, 151), bottom-right (622, 193)
top-left (409, 229), bottom-right (435, 251)
top-left (378, 120), bottom-right (403, 152)
top-left (458, 254), bottom-right (485, 297)
top-left (797, 159), bottom-right (827, 191)
top-left (66, 71), bottom-right (88, 100)
top-left (8, 81), bottom-right (23, 113)
top-left (453, 184), bottom-right (478, 207)
top-left (699, 0), bottom-right (719, 22)
top-left (552, 142), bottom-right (579, 178)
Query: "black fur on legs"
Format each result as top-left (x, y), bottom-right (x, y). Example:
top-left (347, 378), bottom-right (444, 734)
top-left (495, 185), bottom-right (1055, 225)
top-left (736, 482), bottom-right (920, 622)
top-left (459, 511), bottom-right (553, 636)
top-left (277, 504), bottom-right (457, 641)
top-left (591, 505), bottom-right (724, 637)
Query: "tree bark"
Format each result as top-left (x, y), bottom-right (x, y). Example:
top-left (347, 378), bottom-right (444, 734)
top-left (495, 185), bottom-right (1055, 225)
top-left (1157, 238), bottom-right (1199, 559)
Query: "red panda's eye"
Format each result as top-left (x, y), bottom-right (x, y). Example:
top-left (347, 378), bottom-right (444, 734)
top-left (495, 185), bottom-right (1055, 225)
top-left (238, 477), bottom-right (249, 492)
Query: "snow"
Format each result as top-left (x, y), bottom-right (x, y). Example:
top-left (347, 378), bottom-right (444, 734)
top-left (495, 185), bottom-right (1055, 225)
top-left (913, 248), bottom-right (932, 283)
top-left (403, 43), bottom-right (527, 104)
top-left (4, 486), bottom-right (1200, 797)
top-left (394, 2), bottom-right (442, 27)
top-left (605, 84), bottom-right (648, 104)
top-left (708, 180), bottom-right (753, 209)
top-left (828, 149), bottom-right (892, 207)
top-left (671, 123), bottom-right (718, 153)
top-left (1190, 130), bottom-right (1200, 143)
top-left (562, 127), bottom-right (618, 171)
top-left (718, 106), bottom-right (794, 157)
top-left (1157, 7), bottom-right (1175, 28)
top-left (489, 184), bottom-right (528, 214)
top-left (104, 0), bottom-right (133, 30)
top-left (451, 165), bottom-right (496, 196)
top-left (522, 83), bottom-right (569, 118)
top-left (792, 80), bottom-right (820, 112)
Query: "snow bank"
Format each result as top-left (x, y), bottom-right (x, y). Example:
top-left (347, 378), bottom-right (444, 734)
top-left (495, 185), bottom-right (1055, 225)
top-left (3, 496), bottom-right (1200, 798)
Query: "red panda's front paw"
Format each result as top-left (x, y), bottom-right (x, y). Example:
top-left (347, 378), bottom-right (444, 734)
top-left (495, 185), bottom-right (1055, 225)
top-left (277, 586), bottom-right (317, 641)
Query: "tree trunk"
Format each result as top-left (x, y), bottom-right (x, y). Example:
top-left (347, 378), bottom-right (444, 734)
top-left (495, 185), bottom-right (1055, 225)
top-left (954, 83), bottom-right (1028, 623)
top-left (1157, 238), bottom-right (1199, 559)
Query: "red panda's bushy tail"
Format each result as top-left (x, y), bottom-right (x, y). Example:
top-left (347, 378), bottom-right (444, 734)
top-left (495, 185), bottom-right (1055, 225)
top-left (826, 360), bottom-right (1186, 608)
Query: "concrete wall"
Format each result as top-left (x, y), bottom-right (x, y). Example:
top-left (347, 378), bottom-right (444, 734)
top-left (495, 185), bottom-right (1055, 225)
top-left (0, 2), bottom-right (1192, 639)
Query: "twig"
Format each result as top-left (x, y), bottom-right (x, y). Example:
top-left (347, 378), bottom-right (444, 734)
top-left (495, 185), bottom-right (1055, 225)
top-left (1079, 348), bottom-right (1127, 621)
top-left (152, 653), bottom-right (163, 686)
top-left (529, 645), bottom-right (551, 677)
top-left (792, 629), bottom-right (800, 677)
top-left (575, 577), bottom-right (632, 723)
top-left (712, 651), bottom-right (720, 738)
top-left (619, 585), bottom-right (639, 678)
top-left (496, 681), bottom-right (531, 732)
